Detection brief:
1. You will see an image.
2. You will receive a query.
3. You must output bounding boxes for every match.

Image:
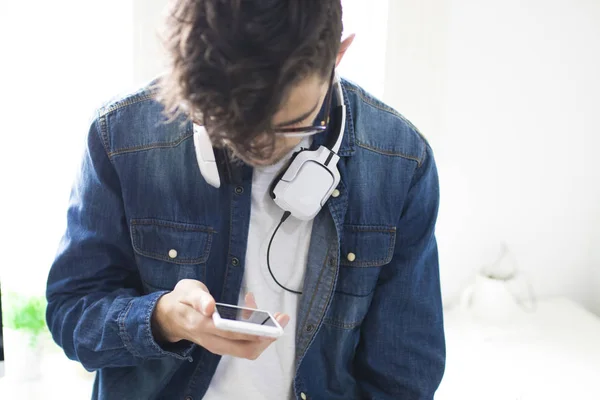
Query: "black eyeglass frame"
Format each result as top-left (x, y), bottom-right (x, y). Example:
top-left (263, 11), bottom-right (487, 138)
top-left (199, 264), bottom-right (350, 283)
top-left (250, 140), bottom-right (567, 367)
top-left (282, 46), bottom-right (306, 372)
top-left (273, 69), bottom-right (336, 138)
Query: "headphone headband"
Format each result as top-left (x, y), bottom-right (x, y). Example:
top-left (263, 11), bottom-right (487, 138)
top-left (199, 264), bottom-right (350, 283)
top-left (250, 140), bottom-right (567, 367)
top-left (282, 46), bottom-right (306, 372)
top-left (329, 71), bottom-right (346, 154)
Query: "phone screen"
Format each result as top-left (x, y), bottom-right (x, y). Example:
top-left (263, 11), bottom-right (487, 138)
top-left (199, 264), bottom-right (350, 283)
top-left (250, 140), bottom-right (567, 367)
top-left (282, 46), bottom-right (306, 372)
top-left (215, 304), bottom-right (276, 327)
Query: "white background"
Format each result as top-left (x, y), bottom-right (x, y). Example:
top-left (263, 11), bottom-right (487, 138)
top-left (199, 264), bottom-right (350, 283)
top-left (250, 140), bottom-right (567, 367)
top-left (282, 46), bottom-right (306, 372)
top-left (429, 0), bottom-right (600, 315)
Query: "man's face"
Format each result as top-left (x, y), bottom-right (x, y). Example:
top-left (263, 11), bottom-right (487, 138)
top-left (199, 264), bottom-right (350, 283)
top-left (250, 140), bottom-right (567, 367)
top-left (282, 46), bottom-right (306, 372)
top-left (228, 73), bottom-right (330, 167)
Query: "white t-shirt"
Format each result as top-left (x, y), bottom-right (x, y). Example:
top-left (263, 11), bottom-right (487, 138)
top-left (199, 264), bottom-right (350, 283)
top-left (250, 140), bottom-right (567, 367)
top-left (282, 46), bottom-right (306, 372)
top-left (203, 138), bottom-right (313, 399)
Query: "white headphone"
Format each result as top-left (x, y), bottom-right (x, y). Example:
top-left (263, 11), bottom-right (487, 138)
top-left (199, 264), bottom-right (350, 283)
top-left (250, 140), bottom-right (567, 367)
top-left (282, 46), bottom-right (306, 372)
top-left (193, 71), bottom-right (346, 221)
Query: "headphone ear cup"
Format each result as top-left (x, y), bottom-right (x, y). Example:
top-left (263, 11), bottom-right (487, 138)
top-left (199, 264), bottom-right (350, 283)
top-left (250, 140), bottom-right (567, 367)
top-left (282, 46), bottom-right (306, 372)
top-left (269, 149), bottom-right (307, 199)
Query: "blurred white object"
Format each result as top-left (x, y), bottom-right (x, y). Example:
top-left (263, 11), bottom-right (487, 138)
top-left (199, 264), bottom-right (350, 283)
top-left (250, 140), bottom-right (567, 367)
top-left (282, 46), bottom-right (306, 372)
top-left (460, 273), bottom-right (526, 326)
top-left (460, 244), bottom-right (534, 326)
top-left (481, 242), bottom-right (516, 280)
top-left (438, 297), bottom-right (600, 400)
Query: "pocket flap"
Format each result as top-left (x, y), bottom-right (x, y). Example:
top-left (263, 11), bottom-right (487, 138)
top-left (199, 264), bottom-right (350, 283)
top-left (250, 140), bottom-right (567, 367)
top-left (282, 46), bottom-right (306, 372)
top-left (131, 219), bottom-right (214, 265)
top-left (340, 225), bottom-right (396, 267)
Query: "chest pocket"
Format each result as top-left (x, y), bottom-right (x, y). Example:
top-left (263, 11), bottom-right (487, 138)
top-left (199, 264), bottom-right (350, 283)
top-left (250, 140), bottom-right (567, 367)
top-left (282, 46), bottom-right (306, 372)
top-left (323, 225), bottom-right (396, 329)
top-left (130, 218), bottom-right (215, 292)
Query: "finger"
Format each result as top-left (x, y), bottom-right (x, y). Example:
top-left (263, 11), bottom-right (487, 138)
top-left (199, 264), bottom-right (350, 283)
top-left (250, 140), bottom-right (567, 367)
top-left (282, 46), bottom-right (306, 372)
top-left (276, 313), bottom-right (290, 329)
top-left (257, 313), bottom-right (289, 342)
top-left (180, 287), bottom-right (215, 316)
top-left (200, 334), bottom-right (268, 360)
top-left (245, 292), bottom-right (257, 309)
top-left (242, 293), bottom-right (258, 319)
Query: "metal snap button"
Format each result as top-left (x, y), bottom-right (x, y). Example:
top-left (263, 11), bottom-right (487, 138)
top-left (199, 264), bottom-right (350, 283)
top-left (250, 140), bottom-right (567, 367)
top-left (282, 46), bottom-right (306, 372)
top-left (331, 189), bottom-right (340, 198)
top-left (168, 249), bottom-right (178, 259)
top-left (347, 252), bottom-right (356, 262)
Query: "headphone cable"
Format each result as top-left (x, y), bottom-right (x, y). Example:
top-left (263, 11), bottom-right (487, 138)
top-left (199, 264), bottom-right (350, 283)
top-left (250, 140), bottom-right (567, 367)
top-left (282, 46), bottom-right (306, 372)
top-left (266, 211), bottom-right (302, 295)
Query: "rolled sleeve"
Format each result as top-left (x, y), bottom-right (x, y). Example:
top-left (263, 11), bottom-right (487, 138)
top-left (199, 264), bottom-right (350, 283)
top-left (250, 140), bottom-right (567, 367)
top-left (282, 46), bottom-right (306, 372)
top-left (120, 290), bottom-right (195, 361)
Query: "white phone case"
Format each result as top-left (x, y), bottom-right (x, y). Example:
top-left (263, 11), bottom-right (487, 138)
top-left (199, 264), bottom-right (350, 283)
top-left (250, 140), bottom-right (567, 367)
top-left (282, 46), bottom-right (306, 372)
top-left (212, 303), bottom-right (284, 338)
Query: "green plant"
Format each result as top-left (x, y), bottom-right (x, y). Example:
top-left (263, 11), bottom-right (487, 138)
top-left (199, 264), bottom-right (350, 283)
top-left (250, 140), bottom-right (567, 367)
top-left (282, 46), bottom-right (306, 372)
top-left (2, 292), bottom-right (48, 347)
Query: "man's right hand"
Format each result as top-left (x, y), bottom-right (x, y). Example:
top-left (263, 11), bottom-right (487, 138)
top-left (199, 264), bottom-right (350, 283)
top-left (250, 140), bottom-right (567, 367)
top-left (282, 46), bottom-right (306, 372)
top-left (151, 279), bottom-right (289, 360)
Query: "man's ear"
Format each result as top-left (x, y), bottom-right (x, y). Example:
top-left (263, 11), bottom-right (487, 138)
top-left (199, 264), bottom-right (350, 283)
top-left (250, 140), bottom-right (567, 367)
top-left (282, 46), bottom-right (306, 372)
top-left (335, 34), bottom-right (356, 67)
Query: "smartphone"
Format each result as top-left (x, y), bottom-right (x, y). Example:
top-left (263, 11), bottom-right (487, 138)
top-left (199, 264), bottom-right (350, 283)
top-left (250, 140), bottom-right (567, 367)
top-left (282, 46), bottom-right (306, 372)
top-left (212, 303), bottom-right (284, 338)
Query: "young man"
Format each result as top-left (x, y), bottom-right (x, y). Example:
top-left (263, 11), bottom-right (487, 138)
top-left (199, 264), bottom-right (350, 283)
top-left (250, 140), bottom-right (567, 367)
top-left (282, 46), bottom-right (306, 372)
top-left (46, 1), bottom-right (445, 399)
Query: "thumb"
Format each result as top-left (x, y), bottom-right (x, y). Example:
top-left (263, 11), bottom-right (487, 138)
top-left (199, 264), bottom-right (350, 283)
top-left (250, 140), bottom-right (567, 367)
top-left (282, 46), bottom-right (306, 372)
top-left (177, 280), bottom-right (215, 316)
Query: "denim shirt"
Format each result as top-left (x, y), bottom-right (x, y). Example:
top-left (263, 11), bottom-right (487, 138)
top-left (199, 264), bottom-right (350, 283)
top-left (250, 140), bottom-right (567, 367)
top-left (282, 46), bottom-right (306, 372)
top-left (46, 78), bottom-right (445, 400)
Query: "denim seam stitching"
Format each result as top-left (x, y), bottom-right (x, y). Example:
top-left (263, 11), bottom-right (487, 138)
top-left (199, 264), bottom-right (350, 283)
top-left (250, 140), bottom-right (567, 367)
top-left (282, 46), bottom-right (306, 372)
top-left (296, 246), bottom-right (336, 366)
top-left (323, 318), bottom-right (362, 329)
top-left (118, 299), bottom-right (142, 358)
top-left (298, 252), bottom-right (337, 365)
top-left (345, 225), bottom-right (396, 233)
top-left (344, 86), bottom-right (425, 138)
top-left (220, 189), bottom-right (235, 299)
top-left (416, 143), bottom-right (428, 170)
top-left (131, 219), bottom-right (216, 233)
top-left (143, 293), bottom-right (191, 361)
top-left (344, 86), bottom-right (402, 117)
top-left (97, 114), bottom-right (112, 155)
top-left (131, 229), bottom-right (213, 265)
top-left (355, 139), bottom-right (423, 166)
top-left (108, 133), bottom-right (193, 158)
top-left (99, 92), bottom-right (157, 117)
top-left (340, 230), bottom-right (396, 267)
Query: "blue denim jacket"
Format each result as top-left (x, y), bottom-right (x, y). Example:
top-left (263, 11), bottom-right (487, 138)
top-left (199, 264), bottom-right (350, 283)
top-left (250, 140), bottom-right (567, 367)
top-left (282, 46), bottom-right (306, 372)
top-left (46, 78), bottom-right (445, 400)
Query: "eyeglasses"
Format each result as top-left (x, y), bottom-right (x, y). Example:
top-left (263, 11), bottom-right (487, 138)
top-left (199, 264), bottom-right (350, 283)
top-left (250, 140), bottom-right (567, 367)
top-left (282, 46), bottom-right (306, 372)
top-left (273, 69), bottom-right (335, 138)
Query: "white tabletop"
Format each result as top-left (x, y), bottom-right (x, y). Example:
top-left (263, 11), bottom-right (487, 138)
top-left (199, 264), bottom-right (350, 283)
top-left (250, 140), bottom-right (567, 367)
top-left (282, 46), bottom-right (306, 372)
top-left (437, 297), bottom-right (600, 400)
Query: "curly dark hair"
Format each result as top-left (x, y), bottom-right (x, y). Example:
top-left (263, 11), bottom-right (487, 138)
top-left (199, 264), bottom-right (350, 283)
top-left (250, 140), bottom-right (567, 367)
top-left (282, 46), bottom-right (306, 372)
top-left (158, 0), bottom-right (343, 159)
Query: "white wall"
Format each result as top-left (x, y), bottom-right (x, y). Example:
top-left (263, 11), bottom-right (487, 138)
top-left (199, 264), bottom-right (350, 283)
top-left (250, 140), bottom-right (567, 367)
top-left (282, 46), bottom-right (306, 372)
top-left (0, 0), bottom-right (134, 295)
top-left (411, 0), bottom-right (600, 314)
top-left (133, 0), bottom-right (168, 85)
top-left (339, 0), bottom-right (390, 97)
top-left (383, 0), bottom-right (449, 141)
